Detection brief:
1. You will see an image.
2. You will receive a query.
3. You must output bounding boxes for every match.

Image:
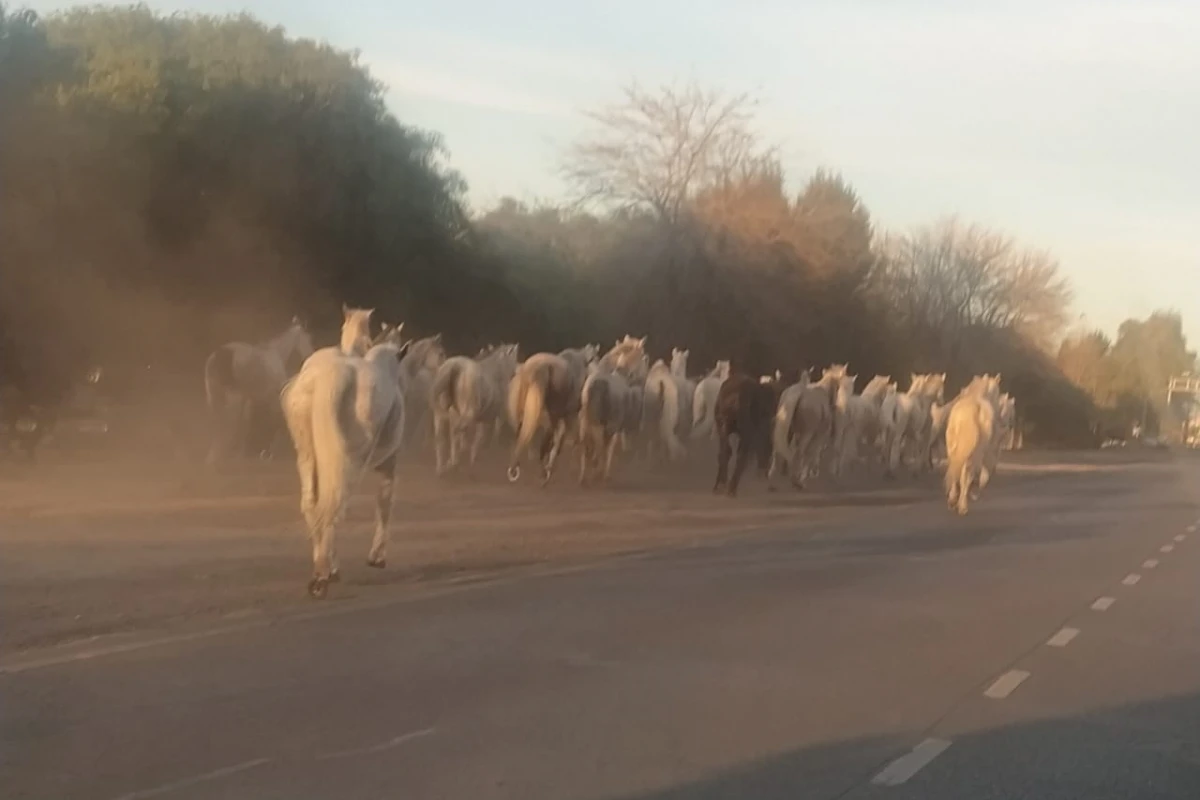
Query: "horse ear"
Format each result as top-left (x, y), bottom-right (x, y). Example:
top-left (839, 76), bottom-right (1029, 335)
top-left (342, 302), bottom-right (351, 318)
top-left (395, 340), bottom-right (413, 361)
top-left (366, 308), bottom-right (375, 318)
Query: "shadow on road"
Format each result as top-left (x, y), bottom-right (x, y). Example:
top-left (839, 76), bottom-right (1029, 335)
top-left (602, 691), bottom-right (1200, 800)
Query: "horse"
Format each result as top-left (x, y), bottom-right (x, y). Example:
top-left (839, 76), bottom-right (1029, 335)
top-left (712, 371), bottom-right (780, 497)
top-left (691, 359), bottom-right (731, 439)
top-left (769, 365), bottom-right (843, 489)
top-left (506, 341), bottom-right (603, 484)
top-left (577, 338), bottom-right (648, 486)
top-left (980, 386), bottom-right (1013, 491)
top-left (280, 337), bottom-right (413, 597)
top-left (642, 351), bottom-right (689, 464)
top-left (338, 304), bottom-right (375, 357)
top-left (371, 321), bottom-right (405, 347)
top-left (203, 316), bottom-right (314, 465)
top-left (831, 374), bottom-right (891, 479)
top-left (429, 343), bottom-right (520, 475)
top-left (766, 368), bottom-right (812, 485)
top-left (880, 373), bottom-right (945, 478)
top-left (944, 374), bottom-right (1000, 516)
top-left (397, 334), bottom-right (446, 450)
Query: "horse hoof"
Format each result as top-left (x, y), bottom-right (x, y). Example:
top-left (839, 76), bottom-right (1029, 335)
top-left (506, 465), bottom-right (521, 483)
top-left (308, 577), bottom-right (329, 599)
top-left (367, 558), bottom-right (386, 569)
top-left (328, 570), bottom-right (341, 583)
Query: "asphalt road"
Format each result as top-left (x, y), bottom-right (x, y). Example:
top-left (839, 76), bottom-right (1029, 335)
top-left (4, 455), bottom-right (1200, 799)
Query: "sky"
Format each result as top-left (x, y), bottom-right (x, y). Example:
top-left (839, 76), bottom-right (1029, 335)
top-left (26, 0), bottom-right (1200, 345)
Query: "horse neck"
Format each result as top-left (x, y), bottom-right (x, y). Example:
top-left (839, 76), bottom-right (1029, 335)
top-left (265, 328), bottom-right (308, 362)
top-left (401, 340), bottom-right (436, 378)
top-left (861, 381), bottom-right (888, 404)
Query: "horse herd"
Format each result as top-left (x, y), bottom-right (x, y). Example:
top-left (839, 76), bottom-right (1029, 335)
top-left (202, 305), bottom-right (1017, 597)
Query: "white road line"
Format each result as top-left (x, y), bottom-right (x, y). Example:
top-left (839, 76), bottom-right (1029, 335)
top-left (316, 728), bottom-right (436, 760)
top-left (1122, 573), bottom-right (1141, 586)
top-left (1187, 525), bottom-right (1196, 532)
top-left (1143, 559), bottom-right (1159, 569)
top-left (871, 738), bottom-right (953, 786)
top-left (1175, 534), bottom-right (1187, 542)
top-left (1091, 596), bottom-right (1116, 611)
top-left (1160, 544), bottom-right (1174, 553)
top-left (1046, 627), bottom-right (1080, 648)
top-left (984, 670), bottom-right (1031, 699)
top-left (112, 758), bottom-right (271, 800)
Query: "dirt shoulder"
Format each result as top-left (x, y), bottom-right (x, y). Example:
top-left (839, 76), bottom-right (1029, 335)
top-left (0, 447), bottom-right (1164, 659)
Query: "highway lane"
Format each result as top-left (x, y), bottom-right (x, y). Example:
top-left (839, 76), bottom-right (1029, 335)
top-left (3, 456), bottom-right (1198, 799)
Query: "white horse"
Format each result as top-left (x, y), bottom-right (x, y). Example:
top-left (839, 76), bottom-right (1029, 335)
top-left (642, 347), bottom-right (692, 463)
top-left (832, 374), bottom-right (891, 478)
top-left (944, 374), bottom-right (1001, 515)
top-left (769, 365), bottom-right (842, 489)
top-left (506, 342), bottom-right (603, 484)
top-left (280, 337), bottom-right (412, 597)
top-left (338, 304), bottom-right (375, 357)
top-left (578, 338), bottom-right (648, 485)
top-left (204, 316), bottom-right (314, 464)
top-left (691, 359), bottom-right (731, 439)
top-left (981, 388), bottom-right (1014, 490)
top-left (397, 334), bottom-right (446, 449)
top-left (430, 343), bottom-right (520, 475)
top-left (880, 373), bottom-right (946, 477)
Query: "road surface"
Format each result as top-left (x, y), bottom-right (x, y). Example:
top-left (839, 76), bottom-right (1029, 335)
top-left (3, 453), bottom-right (1200, 798)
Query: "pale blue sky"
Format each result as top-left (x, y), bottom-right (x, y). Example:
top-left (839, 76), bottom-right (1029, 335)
top-left (27, 0), bottom-right (1199, 344)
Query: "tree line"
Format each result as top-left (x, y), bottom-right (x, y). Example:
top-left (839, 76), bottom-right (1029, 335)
top-left (1, 4), bottom-right (1193, 442)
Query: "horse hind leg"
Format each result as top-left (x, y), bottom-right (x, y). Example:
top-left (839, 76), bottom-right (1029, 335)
top-left (955, 462), bottom-right (973, 515)
top-left (540, 419), bottom-right (568, 487)
top-left (713, 426), bottom-right (732, 493)
top-left (368, 455), bottom-right (398, 568)
top-left (467, 421), bottom-right (486, 475)
top-left (727, 435), bottom-right (753, 498)
top-left (432, 410), bottom-right (449, 475)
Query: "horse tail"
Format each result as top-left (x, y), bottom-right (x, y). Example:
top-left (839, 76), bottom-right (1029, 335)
top-left (310, 362), bottom-right (358, 533)
top-left (204, 346), bottom-right (235, 413)
top-left (581, 374), bottom-right (609, 429)
top-left (430, 360), bottom-right (460, 415)
top-left (691, 382), bottom-right (710, 439)
top-left (506, 372), bottom-right (524, 432)
top-left (658, 376), bottom-right (684, 461)
top-left (508, 364), bottom-right (548, 474)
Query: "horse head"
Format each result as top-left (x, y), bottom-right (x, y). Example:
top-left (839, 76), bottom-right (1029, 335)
top-left (339, 305), bottom-right (374, 356)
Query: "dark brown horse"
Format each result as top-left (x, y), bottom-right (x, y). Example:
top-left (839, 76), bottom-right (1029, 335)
top-left (712, 372), bottom-right (780, 497)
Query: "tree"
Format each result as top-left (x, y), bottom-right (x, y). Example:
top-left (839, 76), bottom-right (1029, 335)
top-left (875, 217), bottom-right (1072, 363)
top-left (1057, 330), bottom-right (1117, 407)
top-left (562, 80), bottom-right (773, 229)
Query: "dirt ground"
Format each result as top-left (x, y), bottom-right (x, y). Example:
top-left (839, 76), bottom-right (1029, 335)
top-left (0, 430), bottom-right (1169, 660)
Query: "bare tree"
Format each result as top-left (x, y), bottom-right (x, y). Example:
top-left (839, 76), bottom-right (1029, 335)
top-left (876, 217), bottom-right (1072, 357)
top-left (562, 80), bottom-right (773, 228)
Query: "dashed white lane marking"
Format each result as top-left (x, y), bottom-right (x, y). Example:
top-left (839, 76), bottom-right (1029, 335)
top-left (112, 758), bottom-right (271, 799)
top-left (1143, 559), bottom-right (1159, 569)
top-left (1175, 534), bottom-right (1187, 542)
top-left (1122, 573), bottom-right (1141, 586)
top-left (316, 728), bottom-right (436, 760)
top-left (1160, 544), bottom-right (1174, 553)
top-left (1091, 596), bottom-right (1116, 611)
top-left (1187, 525), bottom-right (1196, 532)
top-left (984, 669), bottom-right (1031, 699)
top-left (1046, 627), bottom-right (1080, 648)
top-left (871, 738), bottom-right (953, 786)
